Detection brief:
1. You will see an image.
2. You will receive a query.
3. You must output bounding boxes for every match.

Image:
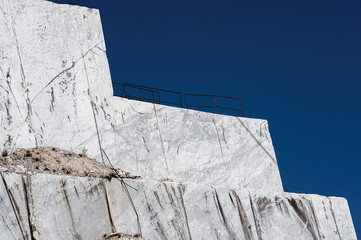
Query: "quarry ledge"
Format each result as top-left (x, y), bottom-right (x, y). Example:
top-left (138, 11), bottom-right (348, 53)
top-left (0, 171), bottom-right (356, 240)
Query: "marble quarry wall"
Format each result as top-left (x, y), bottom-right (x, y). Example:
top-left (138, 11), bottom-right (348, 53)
top-left (0, 0), bottom-right (357, 239)
top-left (0, 173), bottom-right (357, 240)
top-left (0, 0), bottom-right (282, 191)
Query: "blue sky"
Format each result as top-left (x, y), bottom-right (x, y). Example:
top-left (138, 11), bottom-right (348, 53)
top-left (55, 0), bottom-right (361, 234)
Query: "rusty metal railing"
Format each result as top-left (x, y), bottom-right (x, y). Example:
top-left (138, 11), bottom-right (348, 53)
top-left (183, 94), bottom-right (245, 117)
top-left (113, 82), bottom-right (245, 117)
top-left (113, 82), bottom-right (183, 107)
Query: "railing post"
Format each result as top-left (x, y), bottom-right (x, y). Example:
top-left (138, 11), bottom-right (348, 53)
top-left (240, 99), bottom-right (245, 117)
top-left (214, 95), bottom-right (218, 108)
top-left (184, 94), bottom-right (188, 109)
top-left (139, 89), bottom-right (142, 100)
top-left (124, 85), bottom-right (127, 97)
top-left (157, 91), bottom-right (161, 104)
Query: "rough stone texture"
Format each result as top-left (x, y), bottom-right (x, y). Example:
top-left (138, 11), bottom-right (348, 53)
top-left (0, 173), bottom-right (357, 240)
top-left (0, 173), bottom-right (26, 240)
top-left (101, 100), bottom-right (280, 191)
top-left (0, 0), bottom-right (282, 192)
top-left (0, 0), bottom-right (357, 239)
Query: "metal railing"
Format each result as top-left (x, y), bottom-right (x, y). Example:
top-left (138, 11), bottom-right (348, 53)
top-left (113, 82), bottom-right (245, 117)
top-left (69, 1), bottom-right (79, 5)
top-left (113, 82), bottom-right (183, 107)
top-left (184, 94), bottom-right (245, 117)
top-left (51, 1), bottom-right (80, 5)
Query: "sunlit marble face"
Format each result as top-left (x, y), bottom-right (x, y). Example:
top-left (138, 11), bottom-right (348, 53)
top-left (0, 0), bottom-right (282, 192)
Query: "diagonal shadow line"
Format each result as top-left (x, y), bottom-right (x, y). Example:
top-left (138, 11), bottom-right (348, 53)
top-left (236, 118), bottom-right (277, 164)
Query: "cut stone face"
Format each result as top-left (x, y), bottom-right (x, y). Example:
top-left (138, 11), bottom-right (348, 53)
top-left (0, 0), bottom-right (357, 239)
top-left (0, 0), bottom-right (282, 192)
top-left (0, 173), bottom-right (357, 240)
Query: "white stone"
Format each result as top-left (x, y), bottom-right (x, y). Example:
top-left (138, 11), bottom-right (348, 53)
top-left (0, 173), bottom-right (357, 240)
top-left (0, 0), bottom-right (357, 238)
top-left (0, 0), bottom-right (282, 192)
top-left (330, 197), bottom-right (358, 240)
top-left (248, 190), bottom-right (358, 240)
top-left (107, 178), bottom-right (358, 240)
top-left (0, 173), bottom-right (26, 240)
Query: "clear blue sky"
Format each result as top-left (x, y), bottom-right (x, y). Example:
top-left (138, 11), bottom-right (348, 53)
top-left (55, 0), bottom-right (361, 234)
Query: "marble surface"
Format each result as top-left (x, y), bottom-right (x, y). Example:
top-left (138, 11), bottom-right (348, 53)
top-left (0, 0), bottom-right (282, 191)
top-left (0, 1), bottom-right (357, 238)
top-left (0, 173), bottom-right (357, 240)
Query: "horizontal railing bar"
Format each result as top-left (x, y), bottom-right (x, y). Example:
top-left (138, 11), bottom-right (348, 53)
top-left (112, 82), bottom-right (244, 116)
top-left (184, 93), bottom-right (242, 101)
top-left (122, 82), bottom-right (182, 95)
top-left (123, 88), bottom-right (160, 95)
top-left (121, 95), bottom-right (182, 106)
top-left (122, 94), bottom-right (158, 102)
top-left (185, 105), bottom-right (242, 112)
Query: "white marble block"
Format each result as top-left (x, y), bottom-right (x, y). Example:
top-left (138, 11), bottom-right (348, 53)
top-left (0, 0), bottom-right (282, 191)
top-left (0, 0), bottom-right (357, 238)
top-left (0, 173), bottom-right (357, 240)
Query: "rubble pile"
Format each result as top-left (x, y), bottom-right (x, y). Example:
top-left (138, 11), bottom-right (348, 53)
top-left (0, 147), bottom-right (118, 179)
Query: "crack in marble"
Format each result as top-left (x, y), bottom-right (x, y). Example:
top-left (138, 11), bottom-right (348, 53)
top-left (153, 104), bottom-right (170, 175)
top-left (0, 83), bottom-right (9, 93)
top-left (7, 0), bottom-right (37, 146)
top-left (232, 190), bottom-right (254, 240)
top-left (249, 195), bottom-right (263, 240)
top-left (48, 87), bottom-right (55, 112)
top-left (5, 101), bottom-right (12, 125)
top-left (95, 45), bottom-right (106, 53)
top-left (117, 178), bottom-right (142, 237)
top-left (0, 5), bottom-right (6, 16)
top-left (329, 199), bottom-right (342, 240)
top-left (221, 125), bottom-right (229, 149)
top-left (178, 185), bottom-right (193, 240)
top-left (213, 189), bottom-right (236, 240)
top-left (1, 66), bottom-right (25, 120)
top-left (21, 176), bottom-right (33, 240)
top-left (0, 172), bottom-right (26, 240)
top-left (30, 61), bottom-right (76, 103)
top-left (0, 213), bottom-right (17, 240)
top-left (74, 7), bottom-right (105, 164)
top-left (74, 38), bottom-right (106, 165)
top-left (30, 40), bottom-right (104, 104)
top-left (60, 179), bottom-right (81, 239)
top-left (308, 199), bottom-right (323, 240)
top-left (130, 105), bottom-right (153, 115)
top-left (213, 118), bottom-right (229, 185)
top-left (286, 197), bottom-right (321, 240)
top-left (102, 181), bottom-right (116, 233)
top-left (141, 136), bottom-right (150, 153)
top-left (7, 189), bottom-right (27, 240)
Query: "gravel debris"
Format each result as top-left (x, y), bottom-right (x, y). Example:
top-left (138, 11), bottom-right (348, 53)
top-left (0, 147), bottom-right (140, 180)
